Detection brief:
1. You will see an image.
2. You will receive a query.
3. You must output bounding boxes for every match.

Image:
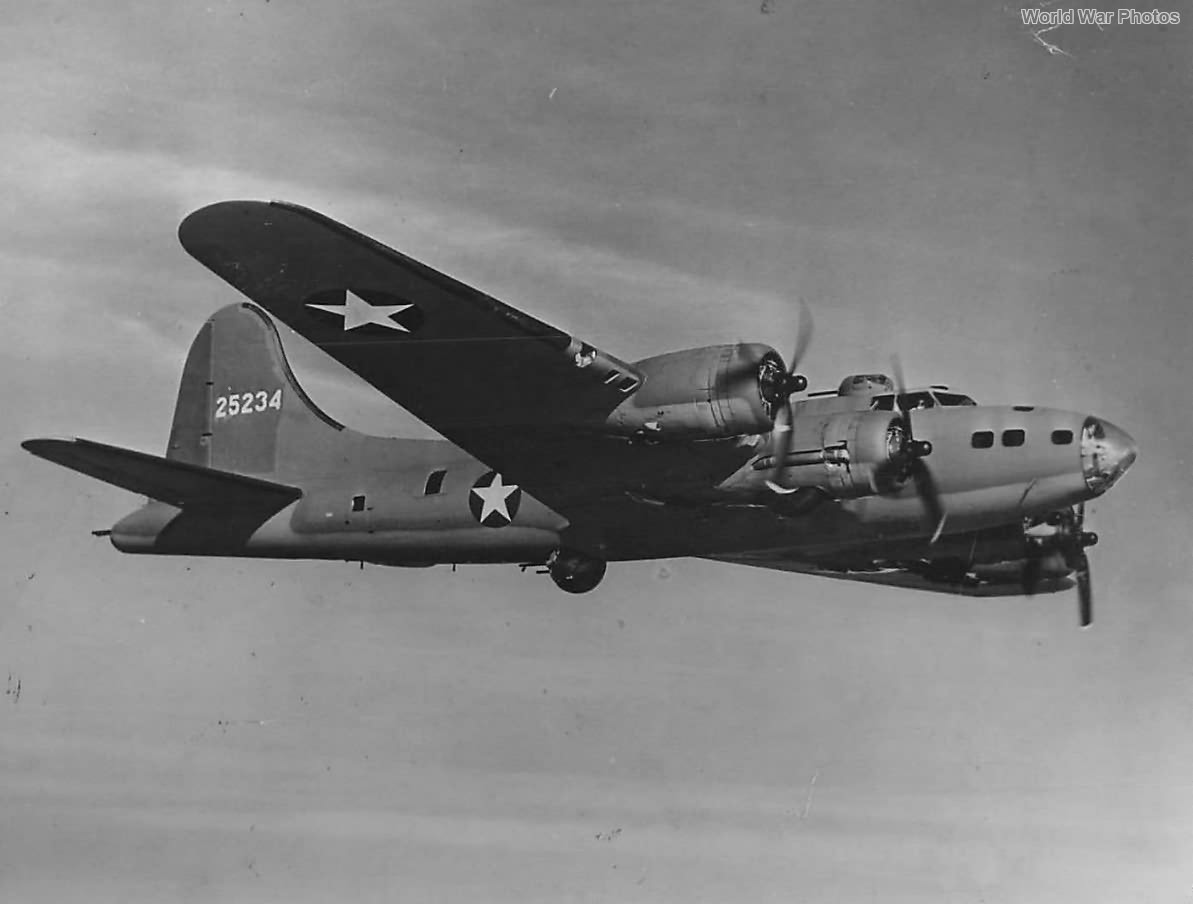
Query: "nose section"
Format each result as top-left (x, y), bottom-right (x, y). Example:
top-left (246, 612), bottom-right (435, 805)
top-left (1081, 417), bottom-right (1137, 494)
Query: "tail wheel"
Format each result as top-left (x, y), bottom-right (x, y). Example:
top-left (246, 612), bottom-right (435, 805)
top-left (547, 549), bottom-right (607, 594)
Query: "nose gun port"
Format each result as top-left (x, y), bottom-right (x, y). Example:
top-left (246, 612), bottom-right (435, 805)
top-left (1081, 417), bottom-right (1137, 494)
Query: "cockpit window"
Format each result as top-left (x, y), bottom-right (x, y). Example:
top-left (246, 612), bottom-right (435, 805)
top-left (934, 392), bottom-right (977, 407)
top-left (872, 391), bottom-right (973, 410)
top-left (896, 391), bottom-right (935, 411)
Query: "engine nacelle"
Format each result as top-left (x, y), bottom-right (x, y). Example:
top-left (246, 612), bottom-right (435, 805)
top-left (755, 410), bottom-right (904, 498)
top-left (603, 343), bottom-right (781, 440)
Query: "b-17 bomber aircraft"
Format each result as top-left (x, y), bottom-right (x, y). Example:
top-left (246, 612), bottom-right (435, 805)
top-left (23, 202), bottom-right (1137, 626)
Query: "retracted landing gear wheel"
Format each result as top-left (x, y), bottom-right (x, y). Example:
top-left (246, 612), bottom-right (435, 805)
top-left (547, 549), bottom-right (607, 594)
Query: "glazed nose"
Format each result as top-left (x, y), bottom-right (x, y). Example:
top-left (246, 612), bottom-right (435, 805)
top-left (1081, 417), bottom-right (1138, 494)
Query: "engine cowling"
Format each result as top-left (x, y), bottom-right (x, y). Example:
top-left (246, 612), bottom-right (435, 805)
top-left (754, 410), bottom-right (905, 498)
top-left (603, 343), bottom-right (783, 440)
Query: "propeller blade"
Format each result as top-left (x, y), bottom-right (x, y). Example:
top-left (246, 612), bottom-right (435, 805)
top-left (766, 399), bottom-right (796, 493)
top-left (789, 298), bottom-right (814, 376)
top-left (761, 302), bottom-right (813, 496)
top-left (1053, 504), bottom-right (1095, 627)
top-left (765, 480), bottom-right (801, 495)
top-left (889, 354), bottom-right (907, 399)
top-left (911, 459), bottom-right (947, 543)
top-left (1022, 556), bottom-right (1043, 597)
top-left (1075, 551), bottom-right (1093, 627)
top-left (888, 354), bottom-right (946, 543)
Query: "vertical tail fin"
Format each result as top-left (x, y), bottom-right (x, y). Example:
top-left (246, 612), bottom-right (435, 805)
top-left (166, 303), bottom-right (345, 479)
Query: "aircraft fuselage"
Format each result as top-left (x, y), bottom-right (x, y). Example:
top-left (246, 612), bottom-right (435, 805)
top-left (109, 399), bottom-right (1133, 566)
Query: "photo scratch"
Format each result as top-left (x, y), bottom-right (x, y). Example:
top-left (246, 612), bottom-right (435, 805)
top-left (1030, 22), bottom-right (1073, 58)
top-left (801, 769), bottom-right (818, 819)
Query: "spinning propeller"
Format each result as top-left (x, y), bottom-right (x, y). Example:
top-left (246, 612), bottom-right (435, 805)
top-left (759, 330), bottom-right (947, 547)
top-left (1023, 503), bottom-right (1098, 627)
top-left (760, 300), bottom-right (812, 495)
top-left (887, 356), bottom-right (947, 544)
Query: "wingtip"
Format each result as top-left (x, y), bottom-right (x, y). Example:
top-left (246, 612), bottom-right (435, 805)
top-left (21, 437), bottom-right (74, 454)
top-left (179, 199), bottom-right (310, 229)
top-left (177, 200), bottom-right (341, 265)
top-left (266, 199), bottom-right (320, 215)
top-left (178, 200), bottom-right (273, 252)
top-left (21, 437), bottom-right (94, 466)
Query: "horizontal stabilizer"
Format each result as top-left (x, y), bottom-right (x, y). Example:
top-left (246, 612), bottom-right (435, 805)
top-left (22, 438), bottom-right (302, 511)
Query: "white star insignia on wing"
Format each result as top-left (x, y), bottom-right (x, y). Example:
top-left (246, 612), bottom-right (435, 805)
top-left (471, 474), bottom-right (519, 523)
top-left (306, 291), bottom-right (414, 331)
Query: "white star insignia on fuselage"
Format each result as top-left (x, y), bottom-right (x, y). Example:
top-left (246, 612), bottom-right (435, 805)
top-left (471, 474), bottom-right (519, 523)
top-left (306, 291), bottom-right (414, 331)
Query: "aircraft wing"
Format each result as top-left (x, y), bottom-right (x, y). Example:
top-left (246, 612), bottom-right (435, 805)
top-left (703, 552), bottom-right (1075, 598)
top-left (179, 201), bottom-right (651, 515)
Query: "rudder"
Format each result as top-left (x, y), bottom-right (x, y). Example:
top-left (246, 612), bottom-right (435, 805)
top-left (166, 303), bottom-right (344, 479)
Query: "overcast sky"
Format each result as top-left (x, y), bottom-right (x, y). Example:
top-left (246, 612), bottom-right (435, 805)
top-left (2, 2), bottom-right (1190, 901)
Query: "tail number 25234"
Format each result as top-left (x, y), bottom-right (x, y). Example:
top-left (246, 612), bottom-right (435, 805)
top-left (215, 389), bottom-right (282, 419)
